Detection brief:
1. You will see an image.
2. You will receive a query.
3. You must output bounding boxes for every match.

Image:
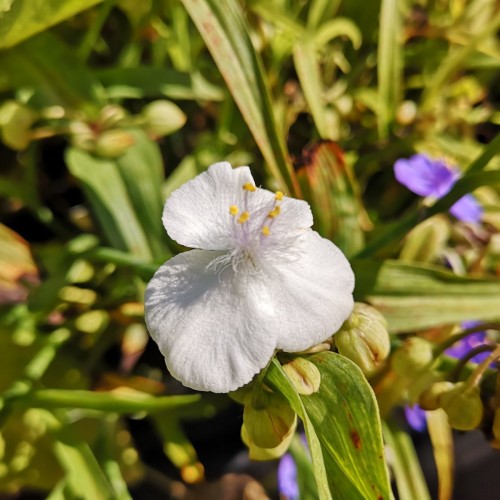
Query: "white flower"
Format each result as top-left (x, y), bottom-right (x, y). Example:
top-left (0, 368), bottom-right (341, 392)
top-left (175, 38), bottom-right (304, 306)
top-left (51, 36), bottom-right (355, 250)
top-left (145, 162), bottom-right (355, 393)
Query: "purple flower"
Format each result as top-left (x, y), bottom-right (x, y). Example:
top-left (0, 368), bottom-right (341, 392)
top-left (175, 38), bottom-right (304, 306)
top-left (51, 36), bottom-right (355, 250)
top-left (394, 155), bottom-right (459, 198)
top-left (393, 154), bottom-right (482, 223)
top-left (277, 454), bottom-right (299, 500)
top-left (404, 405), bottom-right (427, 432)
top-left (445, 321), bottom-right (490, 364)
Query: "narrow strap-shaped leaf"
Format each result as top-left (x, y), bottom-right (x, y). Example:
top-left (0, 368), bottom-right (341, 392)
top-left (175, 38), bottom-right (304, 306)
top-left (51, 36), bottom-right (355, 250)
top-left (383, 421), bottom-right (431, 500)
top-left (181, 0), bottom-right (300, 196)
top-left (114, 130), bottom-right (170, 260)
top-left (427, 409), bottom-right (454, 500)
top-left (377, 0), bottom-right (402, 138)
top-left (293, 39), bottom-right (330, 139)
top-left (66, 148), bottom-right (153, 260)
top-left (353, 259), bottom-right (500, 332)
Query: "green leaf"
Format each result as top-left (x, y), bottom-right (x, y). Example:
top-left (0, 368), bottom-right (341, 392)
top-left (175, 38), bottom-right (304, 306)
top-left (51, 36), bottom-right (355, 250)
top-left (267, 353), bottom-right (390, 500)
top-left (296, 142), bottom-right (371, 256)
top-left (421, 12), bottom-right (500, 110)
top-left (267, 359), bottom-right (332, 500)
top-left (383, 421), bottom-right (430, 500)
top-left (95, 67), bottom-right (224, 101)
top-left (293, 39), bottom-right (330, 139)
top-left (181, 0), bottom-right (300, 196)
top-left (353, 259), bottom-right (500, 332)
top-left (313, 18), bottom-right (362, 49)
top-left (377, 0), bottom-right (402, 138)
top-left (65, 147), bottom-right (153, 260)
top-left (0, 33), bottom-right (104, 110)
top-left (0, 0), bottom-right (102, 49)
top-left (113, 130), bottom-right (170, 259)
top-left (289, 434), bottom-right (319, 500)
top-left (54, 429), bottom-right (114, 500)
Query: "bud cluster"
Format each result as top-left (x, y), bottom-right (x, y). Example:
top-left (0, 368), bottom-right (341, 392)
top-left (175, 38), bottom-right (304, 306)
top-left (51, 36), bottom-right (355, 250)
top-left (0, 99), bottom-right (186, 157)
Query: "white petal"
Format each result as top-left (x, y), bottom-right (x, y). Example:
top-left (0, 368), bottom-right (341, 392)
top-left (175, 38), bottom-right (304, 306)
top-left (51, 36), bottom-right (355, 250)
top-left (268, 231), bottom-right (355, 352)
top-left (144, 249), bottom-right (279, 393)
top-left (163, 162), bottom-right (252, 249)
top-left (163, 162), bottom-right (313, 250)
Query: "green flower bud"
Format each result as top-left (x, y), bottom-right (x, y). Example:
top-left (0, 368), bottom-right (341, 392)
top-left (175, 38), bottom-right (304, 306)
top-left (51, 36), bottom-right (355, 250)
top-left (0, 101), bottom-right (37, 150)
top-left (99, 105), bottom-right (127, 128)
top-left (243, 395), bottom-right (296, 449)
top-left (94, 129), bottom-right (135, 158)
top-left (439, 382), bottom-right (483, 431)
top-left (418, 381), bottom-right (454, 410)
top-left (335, 303), bottom-right (390, 375)
top-left (69, 121), bottom-right (95, 151)
top-left (74, 310), bottom-right (109, 334)
top-left (282, 357), bottom-right (321, 395)
top-left (241, 420), bottom-right (296, 461)
top-left (391, 337), bottom-right (434, 377)
top-left (396, 100), bottom-right (417, 125)
top-left (141, 100), bottom-right (186, 137)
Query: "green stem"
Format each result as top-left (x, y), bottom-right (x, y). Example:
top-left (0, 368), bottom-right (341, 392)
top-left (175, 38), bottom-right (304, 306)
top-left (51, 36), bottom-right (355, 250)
top-left (11, 388), bottom-right (200, 413)
top-left (78, 0), bottom-right (116, 63)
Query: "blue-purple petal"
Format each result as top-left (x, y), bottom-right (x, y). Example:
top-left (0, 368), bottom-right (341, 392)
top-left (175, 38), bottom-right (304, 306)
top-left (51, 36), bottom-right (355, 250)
top-left (394, 155), bottom-right (459, 198)
top-left (449, 194), bottom-right (483, 223)
top-left (404, 405), bottom-right (427, 432)
top-left (277, 454), bottom-right (299, 500)
top-left (446, 329), bottom-right (489, 364)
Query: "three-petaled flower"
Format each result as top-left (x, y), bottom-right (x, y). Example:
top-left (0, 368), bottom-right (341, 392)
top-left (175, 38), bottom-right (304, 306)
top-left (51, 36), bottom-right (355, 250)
top-left (145, 162), bottom-right (354, 393)
top-left (394, 154), bottom-right (483, 223)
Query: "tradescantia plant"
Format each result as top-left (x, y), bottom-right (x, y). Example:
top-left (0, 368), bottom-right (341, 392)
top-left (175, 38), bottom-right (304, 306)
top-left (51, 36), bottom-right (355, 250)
top-left (0, 0), bottom-right (500, 499)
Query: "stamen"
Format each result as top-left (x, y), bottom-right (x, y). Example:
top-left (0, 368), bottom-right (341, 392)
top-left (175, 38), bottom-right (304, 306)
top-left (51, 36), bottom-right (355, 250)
top-left (242, 182), bottom-right (256, 192)
top-left (237, 211), bottom-right (250, 224)
top-left (262, 226), bottom-right (270, 236)
top-left (268, 206), bottom-right (281, 218)
top-left (229, 205), bottom-right (239, 216)
top-left (275, 191), bottom-right (284, 201)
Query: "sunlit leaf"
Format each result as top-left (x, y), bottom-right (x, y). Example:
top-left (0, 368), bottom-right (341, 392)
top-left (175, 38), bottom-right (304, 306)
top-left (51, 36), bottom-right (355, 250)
top-left (0, 0), bottom-right (102, 49)
top-left (181, 0), bottom-right (300, 195)
top-left (267, 353), bottom-right (391, 500)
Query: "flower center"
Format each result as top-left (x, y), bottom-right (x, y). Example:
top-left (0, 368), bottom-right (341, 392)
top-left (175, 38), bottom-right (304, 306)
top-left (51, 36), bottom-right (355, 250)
top-left (218, 183), bottom-right (287, 273)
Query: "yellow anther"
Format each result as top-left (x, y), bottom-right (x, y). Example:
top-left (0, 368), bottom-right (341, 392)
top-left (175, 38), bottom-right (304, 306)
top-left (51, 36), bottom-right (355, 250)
top-left (268, 206), bottom-right (281, 218)
top-left (262, 226), bottom-right (270, 236)
top-left (275, 191), bottom-right (284, 201)
top-left (237, 211), bottom-right (250, 224)
top-left (243, 182), bottom-right (256, 192)
top-left (229, 205), bottom-right (239, 216)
